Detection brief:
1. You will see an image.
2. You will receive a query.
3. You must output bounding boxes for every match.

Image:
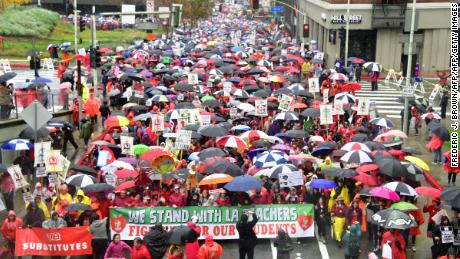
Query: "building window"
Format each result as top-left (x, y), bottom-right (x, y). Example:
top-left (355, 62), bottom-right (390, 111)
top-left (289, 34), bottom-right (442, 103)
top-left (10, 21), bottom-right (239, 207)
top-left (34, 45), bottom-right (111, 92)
top-left (340, 30), bottom-right (377, 62)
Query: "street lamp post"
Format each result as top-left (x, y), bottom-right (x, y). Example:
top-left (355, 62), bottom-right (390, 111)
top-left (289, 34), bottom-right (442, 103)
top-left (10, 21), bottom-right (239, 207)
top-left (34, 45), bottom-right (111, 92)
top-left (344, 0), bottom-right (350, 67)
top-left (402, 0), bottom-right (417, 134)
top-left (74, 0), bottom-right (78, 55)
top-left (91, 5), bottom-right (98, 97)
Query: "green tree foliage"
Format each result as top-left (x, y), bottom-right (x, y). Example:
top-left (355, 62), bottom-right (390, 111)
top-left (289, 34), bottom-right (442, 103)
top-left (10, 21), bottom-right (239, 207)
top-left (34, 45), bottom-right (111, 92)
top-left (155, 0), bottom-right (214, 25)
top-left (0, 0), bottom-right (31, 12)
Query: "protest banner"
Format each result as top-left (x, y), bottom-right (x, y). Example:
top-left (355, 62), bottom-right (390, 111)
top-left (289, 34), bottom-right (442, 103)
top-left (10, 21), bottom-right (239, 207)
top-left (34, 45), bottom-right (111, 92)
top-left (255, 100), bottom-right (268, 116)
top-left (15, 227), bottom-right (93, 256)
top-left (279, 95), bottom-right (293, 112)
top-left (151, 114), bottom-right (165, 132)
top-left (188, 73), bottom-right (199, 85)
top-left (7, 165), bottom-right (29, 189)
top-left (45, 150), bottom-right (62, 172)
top-left (356, 97), bottom-right (370, 115)
top-left (120, 136), bottom-right (134, 156)
top-left (279, 171), bottom-right (304, 187)
top-left (308, 78), bottom-right (320, 93)
top-left (323, 89), bottom-right (329, 104)
top-left (175, 130), bottom-right (192, 150)
top-left (110, 204), bottom-right (314, 240)
top-left (428, 84), bottom-right (442, 103)
top-left (320, 104), bottom-right (333, 125)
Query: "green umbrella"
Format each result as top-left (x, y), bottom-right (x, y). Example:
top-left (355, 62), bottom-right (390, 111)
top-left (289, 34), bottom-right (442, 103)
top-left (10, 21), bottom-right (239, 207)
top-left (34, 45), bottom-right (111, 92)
top-left (201, 95), bottom-right (216, 102)
top-left (161, 56), bottom-right (173, 64)
top-left (133, 144), bottom-right (150, 155)
top-left (390, 201), bottom-right (418, 211)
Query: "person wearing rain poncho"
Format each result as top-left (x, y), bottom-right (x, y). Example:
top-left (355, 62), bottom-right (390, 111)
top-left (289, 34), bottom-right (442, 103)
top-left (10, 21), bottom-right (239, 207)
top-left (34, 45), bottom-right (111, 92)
top-left (328, 179), bottom-right (350, 211)
top-left (330, 196), bottom-right (348, 247)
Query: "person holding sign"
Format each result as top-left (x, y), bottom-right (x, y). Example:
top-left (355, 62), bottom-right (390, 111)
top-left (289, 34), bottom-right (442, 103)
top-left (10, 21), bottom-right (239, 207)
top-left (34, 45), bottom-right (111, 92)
top-left (236, 210), bottom-right (258, 259)
top-left (433, 216), bottom-right (454, 257)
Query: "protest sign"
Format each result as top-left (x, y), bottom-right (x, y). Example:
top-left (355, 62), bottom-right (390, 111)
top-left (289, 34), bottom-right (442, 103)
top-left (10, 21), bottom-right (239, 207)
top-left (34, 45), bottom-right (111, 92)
top-left (255, 100), bottom-right (268, 116)
top-left (441, 226), bottom-right (454, 243)
top-left (120, 136), bottom-right (134, 156)
top-left (105, 173), bottom-right (117, 187)
top-left (22, 191), bottom-right (32, 204)
top-left (279, 95), bottom-right (293, 112)
top-left (97, 150), bottom-right (110, 167)
top-left (8, 165), bottom-right (29, 189)
top-left (48, 174), bottom-right (59, 186)
top-left (34, 142), bottom-right (51, 167)
top-left (45, 150), bottom-right (62, 172)
top-left (223, 82), bottom-right (233, 96)
top-left (175, 130), bottom-right (192, 150)
top-left (279, 171), bottom-right (304, 187)
top-left (151, 114), bottom-right (165, 132)
top-left (356, 98), bottom-right (370, 115)
top-left (323, 89), bottom-right (329, 104)
top-left (188, 73), bottom-right (199, 85)
top-left (428, 84), bottom-right (441, 103)
top-left (15, 227), bottom-right (93, 256)
top-left (58, 155), bottom-right (70, 181)
top-left (179, 109), bottom-right (195, 125)
top-left (201, 115), bottom-right (211, 126)
top-left (320, 104), bottom-right (333, 125)
top-left (333, 104), bottom-right (344, 115)
top-left (308, 78), bottom-right (320, 93)
top-left (110, 204), bottom-right (314, 240)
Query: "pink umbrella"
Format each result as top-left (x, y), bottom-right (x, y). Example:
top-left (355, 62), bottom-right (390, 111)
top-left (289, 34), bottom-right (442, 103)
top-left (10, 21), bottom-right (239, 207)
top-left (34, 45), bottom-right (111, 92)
top-left (247, 165), bottom-right (260, 176)
top-left (328, 73), bottom-right (348, 81)
top-left (370, 187), bottom-right (400, 201)
top-left (374, 130), bottom-right (408, 142)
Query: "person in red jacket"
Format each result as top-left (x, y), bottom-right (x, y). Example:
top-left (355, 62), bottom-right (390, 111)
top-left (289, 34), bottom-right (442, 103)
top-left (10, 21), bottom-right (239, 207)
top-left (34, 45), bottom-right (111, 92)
top-left (1, 210), bottom-right (23, 257)
top-left (132, 237), bottom-right (152, 259)
top-left (381, 229), bottom-right (406, 259)
top-left (198, 235), bottom-right (224, 259)
top-left (444, 151), bottom-right (460, 185)
top-left (423, 198), bottom-right (441, 238)
top-left (185, 216), bottom-right (201, 259)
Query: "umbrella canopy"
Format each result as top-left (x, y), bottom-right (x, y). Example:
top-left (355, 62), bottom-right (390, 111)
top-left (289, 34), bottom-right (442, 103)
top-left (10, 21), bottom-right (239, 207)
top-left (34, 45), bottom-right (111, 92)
top-left (133, 144), bottom-right (150, 155)
top-left (334, 93), bottom-right (356, 105)
top-left (432, 126), bottom-right (450, 141)
top-left (104, 116), bottom-right (130, 127)
top-left (391, 202), bottom-right (418, 211)
top-left (168, 225), bottom-right (199, 244)
top-left (363, 62), bottom-right (382, 72)
top-left (115, 169), bottom-right (139, 178)
top-left (404, 156), bottom-right (430, 171)
top-left (340, 150), bottom-right (372, 164)
top-left (267, 164), bottom-right (298, 178)
top-left (322, 168), bottom-right (357, 178)
top-left (19, 126), bottom-right (50, 140)
top-left (370, 187), bottom-right (400, 201)
top-left (301, 108), bottom-right (320, 118)
top-left (199, 173), bottom-right (233, 185)
top-left (198, 148), bottom-right (226, 160)
top-left (415, 186), bottom-right (441, 198)
top-left (375, 158), bottom-right (408, 178)
top-left (224, 175), bottom-right (263, 192)
top-left (369, 117), bottom-right (394, 128)
top-left (198, 125), bottom-right (229, 137)
top-left (341, 142), bottom-right (371, 152)
top-left (116, 180), bottom-right (136, 191)
top-left (140, 148), bottom-right (170, 160)
top-left (253, 151), bottom-right (288, 168)
top-left (0, 72), bottom-right (17, 83)
top-left (353, 172), bottom-right (378, 186)
top-left (383, 181), bottom-right (418, 196)
top-left (240, 130), bottom-right (269, 142)
top-left (441, 187), bottom-right (460, 208)
top-left (372, 209), bottom-right (417, 229)
top-left (216, 135), bottom-right (248, 149)
top-left (284, 129), bottom-right (308, 139)
top-left (84, 183), bottom-right (115, 193)
top-left (69, 165), bottom-right (97, 175)
top-left (65, 174), bottom-right (98, 188)
top-left (401, 162), bottom-right (424, 182)
top-left (309, 179), bottom-right (337, 189)
top-left (1, 139), bottom-right (32, 150)
top-left (274, 112), bottom-right (299, 121)
top-left (67, 203), bottom-right (91, 211)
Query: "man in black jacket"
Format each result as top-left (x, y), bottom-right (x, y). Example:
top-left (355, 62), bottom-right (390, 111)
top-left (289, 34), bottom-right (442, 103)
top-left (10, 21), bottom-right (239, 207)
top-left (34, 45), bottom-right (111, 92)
top-left (236, 210), bottom-right (258, 259)
top-left (143, 223), bottom-right (168, 259)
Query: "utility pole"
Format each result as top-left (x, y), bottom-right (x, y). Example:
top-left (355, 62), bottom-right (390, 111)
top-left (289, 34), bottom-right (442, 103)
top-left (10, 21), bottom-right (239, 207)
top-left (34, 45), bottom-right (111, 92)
top-left (77, 60), bottom-right (83, 127)
top-left (403, 0), bottom-right (417, 134)
top-left (91, 5), bottom-right (98, 97)
top-left (74, 0), bottom-right (78, 55)
top-left (344, 0), bottom-right (350, 67)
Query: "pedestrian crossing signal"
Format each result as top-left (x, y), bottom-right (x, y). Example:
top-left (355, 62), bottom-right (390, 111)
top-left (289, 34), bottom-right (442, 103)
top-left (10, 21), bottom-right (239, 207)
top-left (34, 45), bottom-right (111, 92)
top-left (303, 24), bottom-right (310, 38)
top-left (338, 27), bottom-right (346, 41)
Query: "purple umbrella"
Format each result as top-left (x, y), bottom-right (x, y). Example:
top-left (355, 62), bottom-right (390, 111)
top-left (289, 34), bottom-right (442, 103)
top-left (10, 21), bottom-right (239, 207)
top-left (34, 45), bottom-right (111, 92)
top-left (118, 157), bottom-right (137, 165)
top-left (270, 144), bottom-right (292, 152)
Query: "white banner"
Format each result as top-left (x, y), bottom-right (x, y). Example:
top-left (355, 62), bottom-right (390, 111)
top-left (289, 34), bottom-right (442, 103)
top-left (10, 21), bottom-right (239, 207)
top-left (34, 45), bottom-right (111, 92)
top-left (279, 95), bottom-right (293, 112)
top-left (320, 104), bottom-right (333, 125)
top-left (308, 78), bottom-right (320, 93)
top-left (279, 171), bottom-right (304, 187)
top-left (120, 136), bottom-right (134, 156)
top-left (151, 114), bottom-right (165, 132)
top-left (255, 100), bottom-right (268, 116)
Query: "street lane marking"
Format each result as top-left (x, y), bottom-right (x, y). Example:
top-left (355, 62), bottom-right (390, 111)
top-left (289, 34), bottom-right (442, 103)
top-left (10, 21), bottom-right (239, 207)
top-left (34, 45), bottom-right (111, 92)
top-left (315, 226), bottom-right (330, 259)
top-left (270, 239), bottom-right (277, 259)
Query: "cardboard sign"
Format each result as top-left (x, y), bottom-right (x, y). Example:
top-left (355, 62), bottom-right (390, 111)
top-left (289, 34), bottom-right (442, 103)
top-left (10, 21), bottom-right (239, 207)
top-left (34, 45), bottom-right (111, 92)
top-left (201, 115), bottom-right (211, 126)
top-left (356, 97), bottom-right (370, 115)
top-left (255, 100), bottom-right (268, 116)
top-left (323, 89), bottom-right (329, 104)
top-left (7, 165), bottom-right (29, 189)
top-left (48, 173), bottom-right (59, 186)
top-left (45, 150), bottom-right (62, 172)
top-left (97, 150), bottom-right (110, 167)
top-left (188, 73), bottom-right (199, 85)
top-left (308, 78), bottom-right (320, 93)
top-left (35, 165), bottom-right (47, 178)
top-left (279, 171), bottom-right (304, 187)
top-left (175, 130), bottom-right (192, 150)
top-left (230, 108), bottom-right (238, 117)
top-left (223, 82), bottom-right (233, 96)
top-left (151, 114), bottom-right (165, 132)
top-left (179, 109), bottom-right (195, 126)
top-left (34, 142), bottom-right (51, 166)
top-left (59, 155), bottom-right (70, 181)
top-left (441, 226), bottom-right (454, 243)
top-left (120, 136), bottom-right (134, 156)
top-left (333, 103), bottom-right (345, 115)
top-left (320, 104), bottom-right (333, 125)
top-left (279, 94), bottom-right (294, 112)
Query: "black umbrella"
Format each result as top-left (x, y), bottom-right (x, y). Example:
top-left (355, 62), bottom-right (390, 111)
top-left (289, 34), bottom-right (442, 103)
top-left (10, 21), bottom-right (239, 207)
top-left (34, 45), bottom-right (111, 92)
top-left (351, 133), bottom-right (368, 142)
top-left (174, 82), bottom-right (194, 92)
top-left (401, 162), bottom-right (424, 182)
top-left (84, 183), bottom-right (115, 193)
top-left (19, 126), bottom-right (50, 140)
top-left (198, 148), bottom-right (227, 160)
top-left (168, 225), bottom-right (199, 244)
top-left (175, 102), bottom-right (195, 109)
top-left (317, 141), bottom-right (338, 149)
top-left (432, 126), bottom-right (450, 141)
top-left (285, 129), bottom-right (308, 139)
top-left (253, 89), bottom-right (270, 98)
top-left (427, 120), bottom-right (441, 131)
top-left (375, 157), bottom-right (408, 178)
top-left (163, 168), bottom-right (189, 180)
top-left (295, 90), bottom-right (314, 98)
top-left (243, 85), bottom-right (260, 93)
top-left (197, 125), bottom-right (228, 137)
top-left (67, 203), bottom-right (91, 211)
top-left (201, 159), bottom-right (244, 176)
top-left (372, 208), bottom-right (417, 229)
top-left (0, 72), bottom-right (17, 83)
top-left (245, 68), bottom-right (266, 75)
top-left (69, 165), bottom-right (97, 174)
top-left (441, 187), bottom-right (460, 208)
top-left (274, 88), bottom-right (293, 95)
top-left (183, 124), bottom-right (201, 131)
top-left (401, 147), bottom-right (422, 155)
top-left (301, 108), bottom-right (320, 118)
top-left (203, 99), bottom-right (221, 108)
top-left (322, 168), bottom-right (357, 178)
top-left (365, 141), bottom-right (386, 151)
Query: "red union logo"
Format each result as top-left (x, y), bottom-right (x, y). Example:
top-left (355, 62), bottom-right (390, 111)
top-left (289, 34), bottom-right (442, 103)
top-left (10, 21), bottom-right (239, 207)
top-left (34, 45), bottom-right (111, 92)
top-left (46, 232), bottom-right (61, 241)
top-left (48, 156), bottom-right (58, 165)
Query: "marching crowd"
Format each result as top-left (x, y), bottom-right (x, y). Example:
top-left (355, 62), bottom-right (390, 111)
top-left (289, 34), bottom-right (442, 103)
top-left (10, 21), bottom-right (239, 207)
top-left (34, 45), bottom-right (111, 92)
top-left (0, 3), bottom-right (457, 259)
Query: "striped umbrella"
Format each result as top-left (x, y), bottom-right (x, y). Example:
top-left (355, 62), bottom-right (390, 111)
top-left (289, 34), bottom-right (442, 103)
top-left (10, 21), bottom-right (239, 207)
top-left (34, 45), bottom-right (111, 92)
top-left (363, 62), bottom-right (382, 72)
top-left (370, 117), bottom-right (394, 128)
top-left (341, 142), bottom-right (371, 152)
top-left (216, 135), bottom-right (248, 149)
top-left (1, 139), bottom-right (33, 150)
top-left (253, 151), bottom-right (289, 168)
top-left (240, 130), bottom-right (269, 142)
top-left (384, 181), bottom-right (418, 197)
top-left (208, 75), bottom-right (225, 83)
top-left (401, 162), bottom-right (424, 182)
top-left (209, 69), bottom-right (224, 75)
top-left (287, 83), bottom-right (305, 92)
top-left (267, 164), bottom-right (297, 178)
top-left (65, 173), bottom-right (98, 188)
top-left (236, 51), bottom-right (249, 59)
top-left (328, 73), bottom-right (348, 81)
top-left (341, 150), bottom-right (373, 164)
top-left (334, 93), bottom-right (356, 105)
top-left (150, 95), bottom-right (171, 102)
top-left (274, 112), bottom-right (299, 121)
top-left (231, 125), bottom-right (251, 131)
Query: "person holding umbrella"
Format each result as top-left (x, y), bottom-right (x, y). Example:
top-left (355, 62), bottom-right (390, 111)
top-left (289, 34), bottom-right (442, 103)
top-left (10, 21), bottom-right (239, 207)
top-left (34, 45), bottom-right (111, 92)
top-left (236, 210), bottom-right (258, 259)
top-left (0, 82), bottom-right (13, 120)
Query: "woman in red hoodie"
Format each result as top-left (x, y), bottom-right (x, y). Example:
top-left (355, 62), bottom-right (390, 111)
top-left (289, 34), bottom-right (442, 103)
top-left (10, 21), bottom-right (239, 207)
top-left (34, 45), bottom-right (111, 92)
top-left (132, 237), bottom-right (151, 259)
top-left (1, 210), bottom-right (23, 257)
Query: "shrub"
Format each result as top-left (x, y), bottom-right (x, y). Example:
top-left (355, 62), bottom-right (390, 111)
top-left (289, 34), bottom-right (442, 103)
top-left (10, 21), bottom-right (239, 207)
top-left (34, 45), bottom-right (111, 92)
top-left (0, 7), bottom-right (59, 37)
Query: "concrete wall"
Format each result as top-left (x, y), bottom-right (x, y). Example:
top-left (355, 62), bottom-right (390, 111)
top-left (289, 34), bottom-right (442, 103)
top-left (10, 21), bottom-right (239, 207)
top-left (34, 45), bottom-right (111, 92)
top-left (375, 29), bottom-right (403, 71)
top-left (421, 28), bottom-right (451, 71)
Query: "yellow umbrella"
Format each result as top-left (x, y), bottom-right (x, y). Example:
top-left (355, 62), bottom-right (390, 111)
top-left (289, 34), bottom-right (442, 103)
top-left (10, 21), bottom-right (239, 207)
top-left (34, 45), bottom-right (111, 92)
top-left (199, 173), bottom-right (233, 186)
top-left (404, 156), bottom-right (430, 171)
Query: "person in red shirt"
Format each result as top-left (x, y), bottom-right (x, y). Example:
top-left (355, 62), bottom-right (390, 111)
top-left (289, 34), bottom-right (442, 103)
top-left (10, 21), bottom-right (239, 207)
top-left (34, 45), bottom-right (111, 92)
top-left (132, 237), bottom-right (152, 259)
top-left (423, 198), bottom-right (441, 237)
top-left (1, 210), bottom-right (23, 257)
top-left (216, 191), bottom-right (231, 206)
top-left (113, 190), bottom-right (134, 207)
top-left (168, 186), bottom-right (185, 207)
top-left (381, 229), bottom-right (406, 259)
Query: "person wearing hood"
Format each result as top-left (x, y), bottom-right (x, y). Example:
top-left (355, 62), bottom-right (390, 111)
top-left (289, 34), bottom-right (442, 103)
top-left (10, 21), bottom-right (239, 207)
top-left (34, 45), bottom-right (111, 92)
top-left (74, 188), bottom-right (92, 205)
top-left (328, 179), bottom-right (350, 212)
top-left (132, 237), bottom-right (152, 259)
top-left (381, 229), bottom-right (406, 259)
top-left (24, 201), bottom-right (45, 227)
top-left (90, 214), bottom-right (108, 259)
top-left (143, 223), bottom-right (169, 259)
top-left (331, 196), bottom-right (349, 247)
top-left (42, 211), bottom-right (67, 229)
top-left (1, 210), bottom-right (23, 256)
top-left (342, 223), bottom-right (362, 259)
top-left (27, 194), bottom-right (50, 219)
top-left (433, 216), bottom-right (454, 257)
top-left (273, 229), bottom-right (293, 259)
top-left (236, 210), bottom-right (258, 259)
top-left (198, 235), bottom-right (223, 259)
top-left (185, 216), bottom-right (201, 259)
top-left (51, 184), bottom-right (73, 211)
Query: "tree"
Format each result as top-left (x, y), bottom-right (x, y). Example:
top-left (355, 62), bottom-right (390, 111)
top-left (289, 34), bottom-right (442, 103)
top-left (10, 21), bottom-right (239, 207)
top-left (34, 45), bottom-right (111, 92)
top-left (0, 0), bottom-right (31, 11)
top-left (155, 0), bottom-right (213, 26)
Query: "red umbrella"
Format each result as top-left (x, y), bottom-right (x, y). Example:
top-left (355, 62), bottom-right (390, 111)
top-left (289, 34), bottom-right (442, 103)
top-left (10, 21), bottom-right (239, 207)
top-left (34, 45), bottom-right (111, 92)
top-left (238, 79), bottom-right (257, 87)
top-left (116, 180), bottom-right (136, 191)
top-left (140, 148), bottom-right (169, 160)
top-left (342, 82), bottom-right (361, 92)
top-left (352, 58), bottom-right (365, 64)
top-left (356, 164), bottom-right (379, 174)
top-left (311, 100), bottom-right (323, 109)
top-left (371, 150), bottom-right (391, 157)
top-left (283, 54), bottom-right (304, 65)
top-left (115, 169), bottom-right (139, 178)
top-left (353, 172), bottom-right (378, 186)
top-left (415, 186), bottom-right (441, 198)
top-left (274, 66), bottom-right (290, 72)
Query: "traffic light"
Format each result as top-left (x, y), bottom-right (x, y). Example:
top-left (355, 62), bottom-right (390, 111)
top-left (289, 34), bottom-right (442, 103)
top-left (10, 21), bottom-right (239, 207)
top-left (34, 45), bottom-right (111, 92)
top-left (253, 0), bottom-right (259, 9)
top-left (172, 4), bottom-right (182, 28)
top-left (89, 48), bottom-right (96, 68)
top-left (338, 27), bottom-right (346, 41)
top-left (303, 24), bottom-right (310, 38)
top-left (79, 17), bottom-right (85, 32)
top-left (95, 46), bottom-right (102, 67)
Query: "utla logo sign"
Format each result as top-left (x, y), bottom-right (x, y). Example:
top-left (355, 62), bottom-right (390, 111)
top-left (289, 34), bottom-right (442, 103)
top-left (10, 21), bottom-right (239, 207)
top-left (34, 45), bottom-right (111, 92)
top-left (46, 232), bottom-right (61, 241)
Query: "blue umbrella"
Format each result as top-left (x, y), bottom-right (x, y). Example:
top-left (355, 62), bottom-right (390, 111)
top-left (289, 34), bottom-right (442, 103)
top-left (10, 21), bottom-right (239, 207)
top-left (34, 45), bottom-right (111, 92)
top-left (253, 150), bottom-right (288, 168)
top-left (1, 139), bottom-right (33, 150)
top-left (309, 179), bottom-right (337, 189)
top-left (247, 148), bottom-right (267, 160)
top-left (231, 46), bottom-right (243, 52)
top-left (32, 77), bottom-right (52, 84)
top-left (231, 125), bottom-right (251, 132)
top-left (311, 146), bottom-right (333, 157)
top-left (224, 175), bottom-right (263, 192)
